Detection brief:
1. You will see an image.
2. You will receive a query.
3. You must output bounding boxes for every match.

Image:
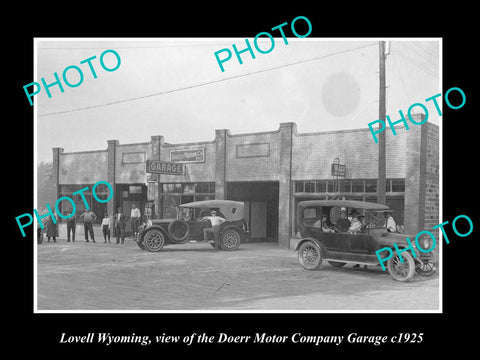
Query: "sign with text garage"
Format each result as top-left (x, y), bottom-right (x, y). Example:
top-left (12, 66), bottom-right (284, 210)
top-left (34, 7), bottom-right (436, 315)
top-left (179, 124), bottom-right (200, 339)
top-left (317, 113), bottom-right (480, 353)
top-left (146, 160), bottom-right (184, 175)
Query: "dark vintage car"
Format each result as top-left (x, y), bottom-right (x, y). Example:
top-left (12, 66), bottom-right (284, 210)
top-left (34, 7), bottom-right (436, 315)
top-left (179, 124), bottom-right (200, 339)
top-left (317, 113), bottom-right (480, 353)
top-left (295, 200), bottom-right (437, 281)
top-left (136, 200), bottom-right (249, 252)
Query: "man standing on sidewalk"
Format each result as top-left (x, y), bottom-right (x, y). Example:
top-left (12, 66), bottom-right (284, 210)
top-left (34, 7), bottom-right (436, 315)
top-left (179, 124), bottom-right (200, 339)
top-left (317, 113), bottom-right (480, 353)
top-left (79, 208), bottom-right (97, 243)
top-left (114, 207), bottom-right (128, 244)
top-left (130, 204), bottom-right (141, 238)
top-left (66, 209), bottom-right (76, 242)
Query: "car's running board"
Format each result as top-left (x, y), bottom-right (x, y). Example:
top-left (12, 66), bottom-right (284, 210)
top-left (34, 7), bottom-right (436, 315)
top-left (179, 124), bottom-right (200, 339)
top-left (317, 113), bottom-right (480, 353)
top-left (324, 258), bottom-right (380, 266)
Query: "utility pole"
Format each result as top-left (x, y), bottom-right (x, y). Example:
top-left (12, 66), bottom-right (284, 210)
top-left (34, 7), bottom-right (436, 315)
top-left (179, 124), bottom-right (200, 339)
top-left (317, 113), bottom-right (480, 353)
top-left (377, 41), bottom-right (387, 205)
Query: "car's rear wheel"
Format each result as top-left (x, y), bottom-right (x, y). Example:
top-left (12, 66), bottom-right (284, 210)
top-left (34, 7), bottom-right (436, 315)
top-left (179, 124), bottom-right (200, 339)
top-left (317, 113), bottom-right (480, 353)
top-left (387, 250), bottom-right (415, 281)
top-left (298, 241), bottom-right (323, 270)
top-left (168, 220), bottom-right (190, 243)
top-left (144, 229), bottom-right (165, 252)
top-left (415, 258), bottom-right (437, 276)
top-left (328, 261), bottom-right (346, 267)
top-left (220, 228), bottom-right (241, 251)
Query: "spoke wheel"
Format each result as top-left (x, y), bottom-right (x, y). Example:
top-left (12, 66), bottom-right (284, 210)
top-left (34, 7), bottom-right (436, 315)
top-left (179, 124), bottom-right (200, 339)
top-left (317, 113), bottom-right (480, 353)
top-left (167, 220), bottom-right (190, 243)
top-left (220, 229), bottom-right (241, 251)
top-left (415, 258), bottom-right (437, 276)
top-left (144, 229), bottom-right (165, 252)
top-left (298, 241), bottom-right (323, 270)
top-left (387, 251), bottom-right (415, 281)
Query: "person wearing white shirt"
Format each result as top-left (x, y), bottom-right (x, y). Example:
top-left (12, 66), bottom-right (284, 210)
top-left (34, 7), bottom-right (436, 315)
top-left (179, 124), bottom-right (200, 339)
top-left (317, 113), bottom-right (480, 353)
top-left (384, 212), bottom-right (397, 233)
top-left (130, 204), bottom-right (141, 238)
top-left (101, 214), bottom-right (111, 243)
top-left (202, 210), bottom-right (226, 251)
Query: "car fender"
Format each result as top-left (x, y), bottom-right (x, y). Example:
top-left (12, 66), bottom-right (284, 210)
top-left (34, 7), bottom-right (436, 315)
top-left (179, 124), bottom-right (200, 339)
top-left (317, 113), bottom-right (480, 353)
top-left (220, 224), bottom-right (245, 238)
top-left (295, 237), bottom-right (326, 256)
top-left (139, 225), bottom-right (169, 243)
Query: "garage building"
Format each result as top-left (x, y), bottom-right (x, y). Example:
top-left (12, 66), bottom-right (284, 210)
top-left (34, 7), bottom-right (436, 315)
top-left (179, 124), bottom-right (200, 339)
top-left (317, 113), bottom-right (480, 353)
top-left (52, 118), bottom-right (439, 248)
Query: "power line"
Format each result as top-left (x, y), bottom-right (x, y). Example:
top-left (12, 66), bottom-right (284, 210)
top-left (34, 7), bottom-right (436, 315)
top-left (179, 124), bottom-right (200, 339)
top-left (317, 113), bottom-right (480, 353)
top-left (38, 43), bottom-right (377, 117)
top-left (393, 45), bottom-right (438, 79)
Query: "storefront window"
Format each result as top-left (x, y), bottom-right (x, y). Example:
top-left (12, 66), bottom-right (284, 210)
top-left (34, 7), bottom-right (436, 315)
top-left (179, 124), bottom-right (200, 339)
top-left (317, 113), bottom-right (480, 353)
top-left (315, 180), bottom-right (327, 193)
top-left (160, 182), bottom-right (215, 218)
top-left (295, 182), bottom-right (304, 193)
top-left (304, 182), bottom-right (315, 192)
top-left (293, 179), bottom-right (403, 196)
top-left (365, 180), bottom-right (377, 193)
top-left (352, 179), bottom-right (364, 193)
top-left (339, 180), bottom-right (351, 192)
top-left (183, 183), bottom-right (195, 194)
top-left (391, 179), bottom-right (405, 192)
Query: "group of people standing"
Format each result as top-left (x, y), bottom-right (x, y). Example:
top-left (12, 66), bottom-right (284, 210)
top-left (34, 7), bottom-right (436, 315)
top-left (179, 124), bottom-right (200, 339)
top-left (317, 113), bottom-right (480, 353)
top-left (38, 204), bottom-right (143, 244)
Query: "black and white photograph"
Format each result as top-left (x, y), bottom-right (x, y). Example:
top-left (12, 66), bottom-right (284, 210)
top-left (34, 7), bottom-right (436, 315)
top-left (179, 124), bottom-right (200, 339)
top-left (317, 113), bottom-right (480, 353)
top-left (33, 37), bottom-right (441, 312)
top-left (8, 7), bottom-right (478, 355)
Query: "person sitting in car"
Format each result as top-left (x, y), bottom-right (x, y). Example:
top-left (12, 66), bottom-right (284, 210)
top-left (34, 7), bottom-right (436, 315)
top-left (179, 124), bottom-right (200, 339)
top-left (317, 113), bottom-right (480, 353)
top-left (335, 210), bottom-right (351, 232)
top-left (314, 214), bottom-right (335, 233)
top-left (348, 209), bottom-right (362, 233)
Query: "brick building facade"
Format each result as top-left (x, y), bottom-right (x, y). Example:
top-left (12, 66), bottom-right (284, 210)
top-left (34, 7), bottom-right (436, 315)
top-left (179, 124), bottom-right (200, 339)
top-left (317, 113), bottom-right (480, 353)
top-left (52, 119), bottom-right (439, 248)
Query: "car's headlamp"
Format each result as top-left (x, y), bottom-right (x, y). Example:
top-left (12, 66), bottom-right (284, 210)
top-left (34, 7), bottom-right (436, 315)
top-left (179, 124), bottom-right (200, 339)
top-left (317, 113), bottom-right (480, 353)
top-left (418, 236), bottom-right (432, 251)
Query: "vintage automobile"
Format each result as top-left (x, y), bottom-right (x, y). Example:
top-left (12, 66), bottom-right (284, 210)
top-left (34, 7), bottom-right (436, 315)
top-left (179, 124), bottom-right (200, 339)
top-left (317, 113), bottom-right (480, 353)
top-left (295, 199), bottom-right (437, 281)
top-left (136, 200), bottom-right (249, 252)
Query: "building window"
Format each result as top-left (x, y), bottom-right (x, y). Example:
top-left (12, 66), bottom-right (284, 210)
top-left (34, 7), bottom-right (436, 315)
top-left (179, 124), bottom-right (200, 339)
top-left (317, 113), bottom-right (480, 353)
top-left (161, 182), bottom-right (215, 218)
top-left (352, 179), bottom-right (364, 193)
top-left (304, 181), bottom-right (315, 193)
top-left (391, 179), bottom-right (405, 192)
top-left (315, 180), bottom-right (327, 193)
top-left (365, 179), bottom-right (377, 193)
top-left (295, 182), bottom-right (304, 193)
top-left (339, 180), bottom-right (351, 193)
top-left (294, 179), bottom-right (403, 196)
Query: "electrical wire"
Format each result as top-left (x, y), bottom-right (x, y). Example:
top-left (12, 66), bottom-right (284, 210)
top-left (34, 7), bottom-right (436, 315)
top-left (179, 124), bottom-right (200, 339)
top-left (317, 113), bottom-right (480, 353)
top-left (38, 43), bottom-right (377, 117)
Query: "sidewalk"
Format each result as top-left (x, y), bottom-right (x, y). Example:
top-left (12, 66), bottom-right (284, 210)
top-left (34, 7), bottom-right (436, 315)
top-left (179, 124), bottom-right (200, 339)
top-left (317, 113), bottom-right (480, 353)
top-left (50, 223), bottom-right (133, 240)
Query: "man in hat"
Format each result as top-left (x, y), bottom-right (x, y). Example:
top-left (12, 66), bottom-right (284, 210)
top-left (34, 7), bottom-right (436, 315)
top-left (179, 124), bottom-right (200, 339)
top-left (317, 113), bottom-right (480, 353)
top-left (334, 210), bottom-right (351, 232)
top-left (384, 211), bottom-right (397, 233)
top-left (348, 209), bottom-right (362, 233)
top-left (114, 207), bottom-right (128, 244)
top-left (202, 210), bottom-right (226, 251)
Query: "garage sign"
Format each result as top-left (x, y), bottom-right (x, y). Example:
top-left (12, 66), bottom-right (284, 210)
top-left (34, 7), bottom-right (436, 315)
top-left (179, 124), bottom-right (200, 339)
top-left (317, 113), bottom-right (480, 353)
top-left (146, 160), bottom-right (184, 175)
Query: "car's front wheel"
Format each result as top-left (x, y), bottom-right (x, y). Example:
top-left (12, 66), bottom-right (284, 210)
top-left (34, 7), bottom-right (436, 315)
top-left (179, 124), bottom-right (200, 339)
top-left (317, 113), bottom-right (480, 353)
top-left (144, 229), bottom-right (165, 252)
top-left (298, 240), bottom-right (323, 270)
top-left (220, 228), bottom-right (241, 251)
top-left (387, 250), bottom-right (415, 281)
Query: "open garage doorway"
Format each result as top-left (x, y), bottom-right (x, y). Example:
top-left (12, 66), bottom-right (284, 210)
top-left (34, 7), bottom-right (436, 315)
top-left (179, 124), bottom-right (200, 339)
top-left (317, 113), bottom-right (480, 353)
top-left (227, 182), bottom-right (279, 242)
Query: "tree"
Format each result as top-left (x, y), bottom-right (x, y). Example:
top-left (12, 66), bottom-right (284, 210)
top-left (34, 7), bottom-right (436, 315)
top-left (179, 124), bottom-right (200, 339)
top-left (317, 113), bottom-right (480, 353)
top-left (37, 161), bottom-right (56, 210)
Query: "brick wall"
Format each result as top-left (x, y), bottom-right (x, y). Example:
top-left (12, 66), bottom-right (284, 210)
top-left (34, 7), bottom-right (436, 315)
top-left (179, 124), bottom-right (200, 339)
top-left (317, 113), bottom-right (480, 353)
top-left (225, 130), bottom-right (281, 182)
top-left (160, 141), bottom-right (216, 183)
top-left (115, 142), bottom-right (151, 184)
top-left (424, 123), bottom-right (439, 236)
top-left (292, 127), bottom-right (406, 180)
top-left (59, 150), bottom-right (108, 184)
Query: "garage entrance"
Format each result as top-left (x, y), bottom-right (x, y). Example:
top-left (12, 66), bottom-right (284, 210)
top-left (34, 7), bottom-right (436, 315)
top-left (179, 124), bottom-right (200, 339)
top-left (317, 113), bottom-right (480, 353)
top-left (227, 182), bottom-right (279, 242)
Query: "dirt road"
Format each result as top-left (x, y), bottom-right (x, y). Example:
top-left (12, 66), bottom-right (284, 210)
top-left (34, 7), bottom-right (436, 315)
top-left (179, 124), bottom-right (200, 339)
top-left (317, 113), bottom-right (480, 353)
top-left (37, 239), bottom-right (439, 311)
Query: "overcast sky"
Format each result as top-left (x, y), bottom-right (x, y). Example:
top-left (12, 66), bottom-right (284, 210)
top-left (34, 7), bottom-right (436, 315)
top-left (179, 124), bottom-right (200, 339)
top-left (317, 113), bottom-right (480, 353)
top-left (35, 38), bottom-right (440, 164)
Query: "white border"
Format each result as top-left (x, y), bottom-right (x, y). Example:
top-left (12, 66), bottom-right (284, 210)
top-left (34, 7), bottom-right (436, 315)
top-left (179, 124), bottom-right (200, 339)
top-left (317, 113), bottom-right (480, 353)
top-left (34, 37), bottom-right (442, 314)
